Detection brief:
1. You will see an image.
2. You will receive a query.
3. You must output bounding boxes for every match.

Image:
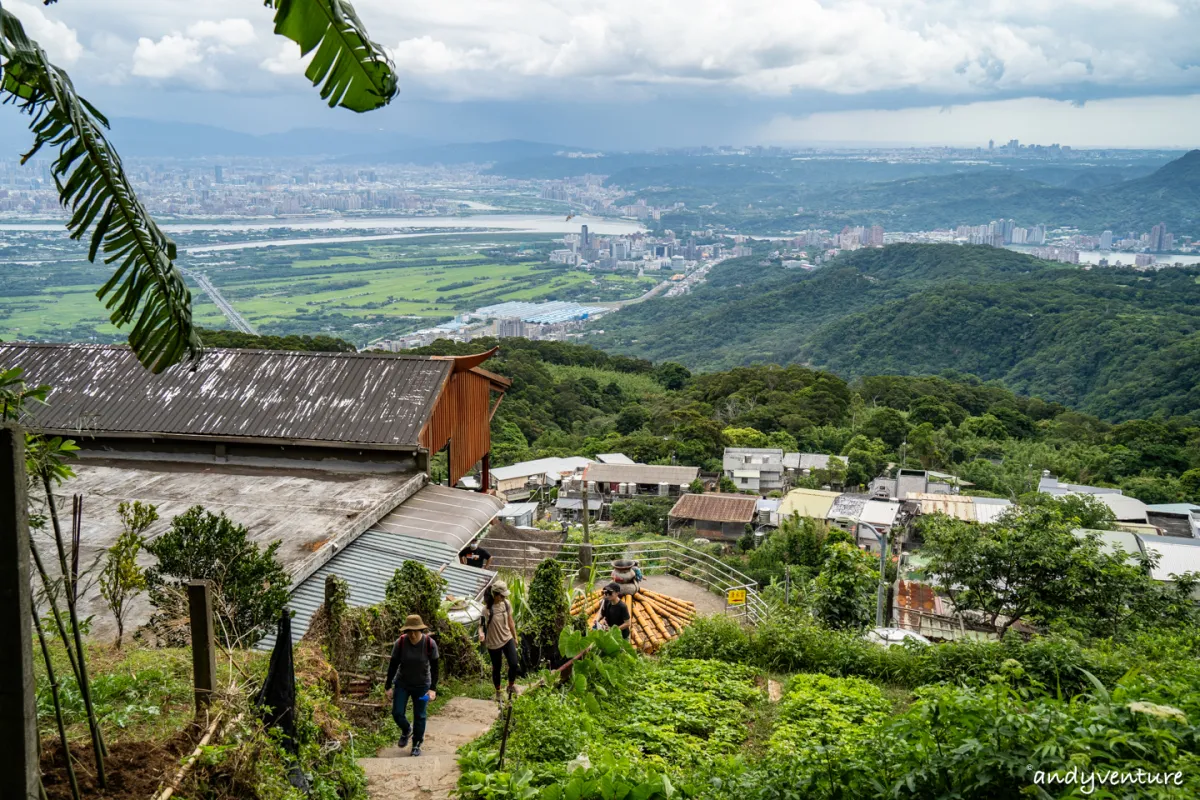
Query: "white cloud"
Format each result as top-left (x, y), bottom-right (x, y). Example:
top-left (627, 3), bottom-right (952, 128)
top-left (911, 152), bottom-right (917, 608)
top-left (260, 43), bottom-right (310, 76)
top-left (760, 95), bottom-right (1200, 148)
top-left (131, 34), bottom-right (203, 79)
top-left (187, 19), bottom-right (257, 49)
top-left (8, 0), bottom-right (84, 65)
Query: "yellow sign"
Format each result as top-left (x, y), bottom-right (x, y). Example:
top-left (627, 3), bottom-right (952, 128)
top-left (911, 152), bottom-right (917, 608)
top-left (726, 589), bottom-right (747, 606)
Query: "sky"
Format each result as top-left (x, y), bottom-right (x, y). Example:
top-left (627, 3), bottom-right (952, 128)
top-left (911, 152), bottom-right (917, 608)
top-left (4, 0), bottom-right (1200, 150)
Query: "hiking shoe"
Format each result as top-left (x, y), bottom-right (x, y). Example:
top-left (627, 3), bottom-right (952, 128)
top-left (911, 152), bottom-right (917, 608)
top-left (397, 733), bottom-right (409, 749)
top-left (495, 691), bottom-right (503, 707)
top-left (411, 743), bottom-right (422, 757)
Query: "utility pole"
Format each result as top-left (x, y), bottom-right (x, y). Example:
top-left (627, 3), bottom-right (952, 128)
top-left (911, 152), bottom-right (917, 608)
top-left (0, 422), bottom-right (38, 800)
top-left (578, 476), bottom-right (592, 578)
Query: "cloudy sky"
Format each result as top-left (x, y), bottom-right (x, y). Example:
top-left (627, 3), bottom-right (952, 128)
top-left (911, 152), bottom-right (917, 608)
top-left (5, 0), bottom-right (1199, 149)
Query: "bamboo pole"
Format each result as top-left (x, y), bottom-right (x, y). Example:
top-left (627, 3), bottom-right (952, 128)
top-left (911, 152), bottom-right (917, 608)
top-left (151, 712), bottom-right (229, 800)
top-left (32, 606), bottom-right (79, 800)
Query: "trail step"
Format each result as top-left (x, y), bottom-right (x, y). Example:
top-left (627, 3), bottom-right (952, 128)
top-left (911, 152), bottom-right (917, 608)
top-left (360, 696), bottom-right (499, 799)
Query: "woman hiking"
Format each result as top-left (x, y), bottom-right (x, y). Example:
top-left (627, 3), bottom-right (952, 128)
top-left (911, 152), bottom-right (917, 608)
top-left (479, 579), bottom-right (520, 706)
top-left (384, 614), bottom-right (439, 757)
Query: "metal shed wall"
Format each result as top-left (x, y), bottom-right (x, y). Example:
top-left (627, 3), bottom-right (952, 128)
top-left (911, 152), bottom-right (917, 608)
top-left (260, 530), bottom-right (495, 649)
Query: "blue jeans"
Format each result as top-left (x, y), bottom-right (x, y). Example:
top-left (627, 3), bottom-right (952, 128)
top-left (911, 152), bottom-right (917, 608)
top-left (392, 685), bottom-right (430, 743)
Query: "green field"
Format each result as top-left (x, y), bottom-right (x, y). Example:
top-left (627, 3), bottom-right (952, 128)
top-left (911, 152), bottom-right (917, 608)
top-left (1, 233), bottom-right (657, 346)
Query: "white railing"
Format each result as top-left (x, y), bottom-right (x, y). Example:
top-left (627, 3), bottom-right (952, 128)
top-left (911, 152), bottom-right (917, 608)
top-left (482, 536), bottom-right (768, 622)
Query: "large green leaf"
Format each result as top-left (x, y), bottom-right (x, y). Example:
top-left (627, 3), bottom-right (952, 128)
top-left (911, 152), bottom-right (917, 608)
top-left (0, 10), bottom-right (200, 373)
top-left (266, 0), bottom-right (397, 112)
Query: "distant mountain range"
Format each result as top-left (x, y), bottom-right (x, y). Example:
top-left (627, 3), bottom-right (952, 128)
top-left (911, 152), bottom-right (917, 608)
top-left (591, 243), bottom-right (1200, 422)
top-left (734, 150), bottom-right (1200, 234)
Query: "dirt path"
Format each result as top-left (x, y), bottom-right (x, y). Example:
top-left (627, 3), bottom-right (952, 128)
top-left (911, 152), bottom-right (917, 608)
top-left (359, 697), bottom-right (498, 800)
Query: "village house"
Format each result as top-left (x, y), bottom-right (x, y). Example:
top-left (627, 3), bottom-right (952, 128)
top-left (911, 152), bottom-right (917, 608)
top-left (485, 455), bottom-right (592, 500)
top-left (3, 342), bottom-right (511, 642)
top-left (572, 462), bottom-right (700, 501)
top-left (723, 447), bottom-right (787, 494)
top-left (668, 492), bottom-right (759, 541)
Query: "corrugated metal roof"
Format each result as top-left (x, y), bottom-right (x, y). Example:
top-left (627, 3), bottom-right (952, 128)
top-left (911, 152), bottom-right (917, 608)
top-left (371, 484), bottom-right (502, 550)
top-left (669, 492), bottom-right (758, 523)
top-left (2, 343), bottom-right (451, 448)
top-left (1147, 504), bottom-right (1200, 515)
top-left (1092, 493), bottom-right (1149, 523)
top-left (859, 499), bottom-right (901, 527)
top-left (261, 529), bottom-right (495, 649)
top-left (490, 456), bottom-right (592, 482)
top-left (972, 500), bottom-right (1014, 524)
top-left (596, 453), bottom-right (634, 464)
top-left (1139, 536), bottom-right (1200, 582)
top-left (556, 497), bottom-right (604, 510)
top-left (779, 488), bottom-right (840, 520)
top-left (499, 502), bottom-right (539, 518)
top-left (828, 493), bottom-right (869, 522)
top-left (1073, 528), bottom-right (1144, 558)
top-left (583, 463), bottom-right (699, 485)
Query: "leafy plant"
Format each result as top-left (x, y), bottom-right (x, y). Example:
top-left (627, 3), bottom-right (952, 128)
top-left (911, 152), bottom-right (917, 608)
top-left (144, 505), bottom-right (290, 646)
top-left (99, 501), bottom-right (157, 648)
top-left (527, 560), bottom-right (571, 660)
top-left (812, 541), bottom-right (878, 631)
top-left (384, 559), bottom-right (447, 628)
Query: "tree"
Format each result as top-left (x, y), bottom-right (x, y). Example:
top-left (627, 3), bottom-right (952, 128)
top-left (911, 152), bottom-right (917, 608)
top-left (812, 541), bottom-right (878, 631)
top-left (909, 422), bottom-right (944, 470)
top-left (1183, 469), bottom-right (1200, 501)
top-left (615, 404), bottom-right (650, 435)
top-left (723, 426), bottom-right (770, 448)
top-left (145, 506), bottom-right (291, 646)
top-left (960, 413), bottom-right (1009, 440)
top-left (908, 397), bottom-right (953, 428)
top-left (921, 505), bottom-right (1100, 634)
top-left (861, 407), bottom-right (908, 449)
top-left (654, 361), bottom-right (691, 390)
top-left (719, 475), bottom-right (739, 493)
top-left (688, 478), bottom-right (705, 494)
top-left (99, 501), bottom-right (157, 648)
top-left (0, 0), bottom-right (396, 371)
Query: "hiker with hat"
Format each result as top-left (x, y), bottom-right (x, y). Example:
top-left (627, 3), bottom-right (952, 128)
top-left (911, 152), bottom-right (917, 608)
top-left (480, 579), bottom-right (520, 706)
top-left (384, 614), bottom-right (440, 757)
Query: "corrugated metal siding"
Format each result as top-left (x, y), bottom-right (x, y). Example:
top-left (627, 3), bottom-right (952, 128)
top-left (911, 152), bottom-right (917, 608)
top-left (260, 530), bottom-right (495, 649)
top-left (2, 343), bottom-right (451, 447)
top-left (420, 369), bottom-right (496, 486)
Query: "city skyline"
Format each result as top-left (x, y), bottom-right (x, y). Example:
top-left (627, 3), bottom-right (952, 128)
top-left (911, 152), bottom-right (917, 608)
top-left (0, 0), bottom-right (1197, 150)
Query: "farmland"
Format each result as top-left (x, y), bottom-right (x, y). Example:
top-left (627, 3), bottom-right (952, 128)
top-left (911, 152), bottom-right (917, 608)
top-left (0, 231), bottom-right (657, 347)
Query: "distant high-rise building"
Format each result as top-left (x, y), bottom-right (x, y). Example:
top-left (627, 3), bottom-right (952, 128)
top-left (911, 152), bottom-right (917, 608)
top-left (214, 165), bottom-right (223, 184)
top-left (580, 224), bottom-right (590, 248)
top-left (988, 139), bottom-right (994, 150)
top-left (868, 225), bottom-right (884, 246)
top-left (1100, 230), bottom-right (1113, 250)
top-left (1149, 223), bottom-right (1167, 252)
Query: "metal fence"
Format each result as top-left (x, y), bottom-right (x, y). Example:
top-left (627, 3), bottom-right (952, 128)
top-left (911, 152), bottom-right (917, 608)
top-left (481, 536), bottom-right (768, 622)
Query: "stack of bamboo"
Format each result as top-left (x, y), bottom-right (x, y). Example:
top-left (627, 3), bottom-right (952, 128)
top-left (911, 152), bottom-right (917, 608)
top-left (570, 588), bottom-right (697, 653)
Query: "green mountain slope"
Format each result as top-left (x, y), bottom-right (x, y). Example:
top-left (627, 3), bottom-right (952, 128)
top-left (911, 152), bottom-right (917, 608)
top-left (591, 244), bottom-right (1200, 421)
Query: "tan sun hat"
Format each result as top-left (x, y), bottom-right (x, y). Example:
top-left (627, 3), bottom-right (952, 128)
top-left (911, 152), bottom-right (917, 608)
top-left (399, 614), bottom-right (428, 632)
top-left (490, 578), bottom-right (510, 596)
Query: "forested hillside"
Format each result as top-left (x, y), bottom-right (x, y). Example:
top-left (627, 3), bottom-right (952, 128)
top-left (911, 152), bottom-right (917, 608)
top-left (398, 337), bottom-right (1200, 506)
top-left (592, 244), bottom-right (1200, 421)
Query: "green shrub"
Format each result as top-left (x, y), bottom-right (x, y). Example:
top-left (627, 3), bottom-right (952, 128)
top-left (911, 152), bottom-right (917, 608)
top-left (384, 560), bottom-right (446, 628)
top-left (144, 505), bottom-right (290, 646)
top-left (660, 615), bottom-right (753, 664)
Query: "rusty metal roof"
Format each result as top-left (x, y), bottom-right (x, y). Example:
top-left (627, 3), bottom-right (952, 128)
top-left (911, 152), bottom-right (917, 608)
top-left (669, 492), bottom-right (758, 523)
top-left (2, 343), bottom-right (452, 449)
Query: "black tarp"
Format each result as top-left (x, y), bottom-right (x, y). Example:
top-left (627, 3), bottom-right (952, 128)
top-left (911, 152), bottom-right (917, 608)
top-left (257, 611), bottom-right (309, 792)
